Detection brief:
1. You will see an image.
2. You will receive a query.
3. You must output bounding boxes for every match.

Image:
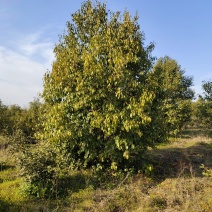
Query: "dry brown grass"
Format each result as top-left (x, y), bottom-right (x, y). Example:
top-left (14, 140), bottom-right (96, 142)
top-left (0, 132), bottom-right (212, 211)
top-left (61, 134), bottom-right (212, 212)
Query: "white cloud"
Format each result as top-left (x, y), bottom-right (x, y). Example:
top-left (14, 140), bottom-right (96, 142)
top-left (17, 32), bottom-right (53, 59)
top-left (0, 31), bottom-right (55, 107)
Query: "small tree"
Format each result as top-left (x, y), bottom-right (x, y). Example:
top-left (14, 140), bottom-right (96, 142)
top-left (147, 56), bottom-right (194, 139)
top-left (199, 80), bottom-right (212, 101)
top-left (0, 100), bottom-right (9, 134)
top-left (0, 102), bottom-right (25, 136)
top-left (24, 98), bottom-right (42, 137)
top-left (196, 80), bottom-right (212, 129)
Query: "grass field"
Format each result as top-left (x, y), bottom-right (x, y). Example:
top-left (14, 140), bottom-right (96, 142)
top-left (0, 130), bottom-right (212, 212)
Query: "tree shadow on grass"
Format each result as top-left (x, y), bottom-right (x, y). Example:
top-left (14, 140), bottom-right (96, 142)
top-left (57, 140), bottom-right (212, 195)
top-left (57, 172), bottom-right (90, 197)
top-left (148, 141), bottom-right (212, 182)
top-left (178, 128), bottom-right (212, 139)
top-left (0, 164), bottom-right (15, 172)
top-left (0, 199), bottom-right (21, 212)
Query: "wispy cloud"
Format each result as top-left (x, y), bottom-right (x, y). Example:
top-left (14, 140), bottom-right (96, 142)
top-left (0, 30), bottom-right (54, 107)
top-left (17, 32), bottom-right (52, 58)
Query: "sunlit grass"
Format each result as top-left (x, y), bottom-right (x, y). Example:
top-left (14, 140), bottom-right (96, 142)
top-left (0, 129), bottom-right (212, 211)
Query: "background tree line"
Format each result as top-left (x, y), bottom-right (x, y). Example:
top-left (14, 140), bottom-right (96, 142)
top-left (0, 98), bottom-right (41, 138)
top-left (0, 80), bottom-right (211, 141)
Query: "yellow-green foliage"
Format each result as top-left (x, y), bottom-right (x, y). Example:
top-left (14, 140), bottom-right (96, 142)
top-left (201, 164), bottom-right (212, 178)
top-left (40, 0), bottom-right (155, 174)
top-left (0, 178), bottom-right (24, 203)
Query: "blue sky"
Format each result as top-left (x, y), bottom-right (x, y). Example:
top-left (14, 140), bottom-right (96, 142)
top-left (0, 0), bottom-right (212, 107)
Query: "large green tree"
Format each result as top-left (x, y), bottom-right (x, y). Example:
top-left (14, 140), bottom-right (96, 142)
top-left (40, 0), bottom-right (155, 171)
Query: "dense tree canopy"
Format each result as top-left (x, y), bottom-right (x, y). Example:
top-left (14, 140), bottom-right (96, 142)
top-left (40, 0), bottom-right (156, 171)
top-left (36, 1), bottom-right (195, 173)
